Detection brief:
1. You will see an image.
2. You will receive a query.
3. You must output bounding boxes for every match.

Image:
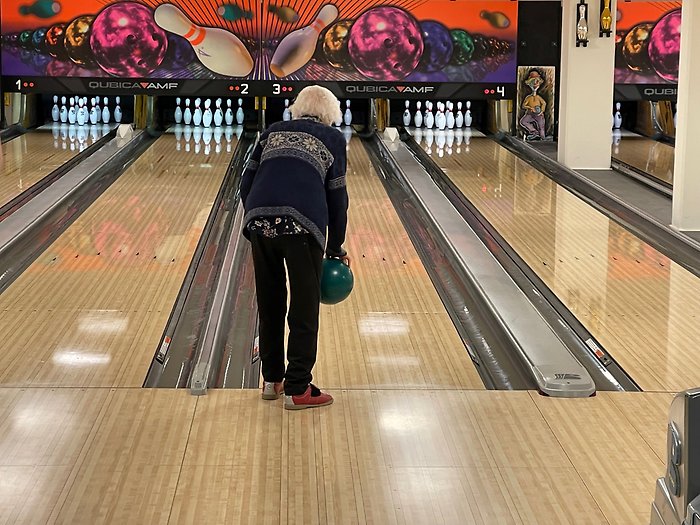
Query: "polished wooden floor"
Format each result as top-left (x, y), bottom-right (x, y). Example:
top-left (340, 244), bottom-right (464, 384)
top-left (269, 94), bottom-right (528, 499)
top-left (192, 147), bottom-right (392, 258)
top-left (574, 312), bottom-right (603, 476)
top-left (612, 135), bottom-right (675, 185)
top-left (0, 129), bottom-right (106, 209)
top-left (0, 131), bottom-right (675, 523)
top-left (0, 388), bottom-right (669, 524)
top-left (314, 139), bottom-right (483, 390)
top-left (426, 135), bottom-right (698, 392)
top-left (0, 133), bottom-right (233, 387)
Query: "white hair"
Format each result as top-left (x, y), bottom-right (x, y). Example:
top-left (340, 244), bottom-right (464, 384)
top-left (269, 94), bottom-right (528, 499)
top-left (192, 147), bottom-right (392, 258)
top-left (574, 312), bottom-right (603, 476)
top-left (289, 85), bottom-right (342, 126)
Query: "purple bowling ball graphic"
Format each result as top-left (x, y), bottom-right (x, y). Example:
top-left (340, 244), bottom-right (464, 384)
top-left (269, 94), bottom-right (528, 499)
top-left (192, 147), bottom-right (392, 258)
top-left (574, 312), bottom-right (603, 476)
top-left (90, 2), bottom-right (168, 77)
top-left (417, 20), bottom-right (453, 73)
top-left (347, 7), bottom-right (424, 81)
top-left (648, 9), bottom-right (681, 83)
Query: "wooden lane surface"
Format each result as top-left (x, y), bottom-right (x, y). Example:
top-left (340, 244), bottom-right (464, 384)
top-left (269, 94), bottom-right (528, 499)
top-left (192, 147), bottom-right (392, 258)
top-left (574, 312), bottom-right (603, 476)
top-left (0, 388), bottom-right (667, 523)
top-left (314, 138), bottom-right (483, 390)
top-left (0, 134), bottom-right (234, 388)
top-left (0, 131), bottom-right (90, 209)
top-left (612, 137), bottom-right (674, 185)
top-left (430, 138), bottom-right (700, 392)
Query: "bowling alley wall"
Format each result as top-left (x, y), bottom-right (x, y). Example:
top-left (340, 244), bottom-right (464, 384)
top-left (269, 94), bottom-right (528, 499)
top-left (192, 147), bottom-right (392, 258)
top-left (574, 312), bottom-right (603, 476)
top-left (1, 0), bottom-right (518, 85)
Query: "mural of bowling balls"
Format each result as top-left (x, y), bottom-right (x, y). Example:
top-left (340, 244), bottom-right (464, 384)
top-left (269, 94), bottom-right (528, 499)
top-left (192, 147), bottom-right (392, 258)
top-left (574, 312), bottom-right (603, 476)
top-left (449, 29), bottom-right (474, 65)
top-left (471, 34), bottom-right (489, 61)
top-left (648, 9), bottom-right (681, 83)
top-left (417, 20), bottom-right (452, 72)
top-left (90, 2), bottom-right (168, 77)
top-left (323, 19), bottom-right (354, 71)
top-left (45, 23), bottom-right (68, 59)
top-left (347, 7), bottom-right (423, 81)
top-left (621, 23), bottom-right (654, 73)
top-left (31, 28), bottom-right (47, 50)
top-left (64, 15), bottom-right (96, 67)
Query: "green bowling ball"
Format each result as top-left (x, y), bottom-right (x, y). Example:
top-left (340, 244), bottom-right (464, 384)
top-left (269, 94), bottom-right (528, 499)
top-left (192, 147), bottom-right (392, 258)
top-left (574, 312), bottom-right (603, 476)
top-left (320, 257), bottom-right (354, 305)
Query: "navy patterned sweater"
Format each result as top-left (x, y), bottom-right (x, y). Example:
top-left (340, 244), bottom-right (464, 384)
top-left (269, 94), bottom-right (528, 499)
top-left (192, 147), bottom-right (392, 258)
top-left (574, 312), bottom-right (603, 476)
top-left (241, 117), bottom-right (349, 257)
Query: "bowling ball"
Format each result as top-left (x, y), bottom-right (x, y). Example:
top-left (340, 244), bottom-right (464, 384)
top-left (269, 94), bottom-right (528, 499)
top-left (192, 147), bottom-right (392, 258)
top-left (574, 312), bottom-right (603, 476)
top-left (91, 2), bottom-right (168, 77)
top-left (45, 24), bottom-right (68, 58)
top-left (323, 19), bottom-right (354, 71)
top-left (417, 20), bottom-right (452, 72)
top-left (471, 34), bottom-right (489, 61)
top-left (621, 23), bottom-right (654, 73)
top-left (449, 29), bottom-right (474, 65)
top-left (161, 33), bottom-right (195, 70)
top-left (348, 6), bottom-right (423, 81)
top-left (19, 30), bottom-right (33, 48)
top-left (320, 258), bottom-right (354, 305)
top-left (32, 28), bottom-right (47, 50)
top-left (64, 15), bottom-right (96, 67)
top-left (648, 9), bottom-right (681, 83)
top-left (46, 58), bottom-right (81, 76)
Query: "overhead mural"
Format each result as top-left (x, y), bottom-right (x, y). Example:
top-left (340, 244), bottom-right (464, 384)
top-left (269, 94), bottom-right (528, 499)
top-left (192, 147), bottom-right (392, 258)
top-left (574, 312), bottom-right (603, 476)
top-left (1, 0), bottom-right (517, 84)
top-left (615, 2), bottom-right (681, 85)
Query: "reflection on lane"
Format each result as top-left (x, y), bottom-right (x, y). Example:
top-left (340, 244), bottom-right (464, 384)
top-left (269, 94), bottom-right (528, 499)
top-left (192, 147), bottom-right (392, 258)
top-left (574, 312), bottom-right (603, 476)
top-left (422, 135), bottom-right (698, 392)
top-left (0, 134), bottom-right (235, 388)
top-left (612, 134), bottom-right (674, 185)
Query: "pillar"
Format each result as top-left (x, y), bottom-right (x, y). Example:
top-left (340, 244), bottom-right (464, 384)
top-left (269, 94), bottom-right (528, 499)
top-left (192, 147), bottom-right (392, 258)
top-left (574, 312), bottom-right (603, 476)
top-left (672, 1), bottom-right (700, 231)
top-left (558, 0), bottom-right (617, 169)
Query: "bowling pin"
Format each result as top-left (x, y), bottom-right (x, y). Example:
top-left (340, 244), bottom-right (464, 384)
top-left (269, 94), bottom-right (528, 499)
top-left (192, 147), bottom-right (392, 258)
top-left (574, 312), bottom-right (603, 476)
top-left (225, 99), bottom-right (234, 125)
top-left (214, 98), bottom-right (223, 126)
top-left (51, 95), bottom-right (59, 122)
top-left (77, 99), bottom-right (87, 126)
top-left (95, 97), bottom-right (101, 123)
top-left (154, 4), bottom-right (253, 77)
top-left (446, 102), bottom-right (455, 129)
top-left (414, 101), bottom-right (423, 128)
top-left (436, 104), bottom-right (446, 131)
top-left (344, 100), bottom-right (352, 126)
top-left (424, 101), bottom-right (431, 125)
top-left (270, 4), bottom-right (338, 77)
top-left (175, 97), bottom-right (183, 124)
top-left (333, 101), bottom-right (342, 127)
top-left (235, 98), bottom-right (244, 125)
top-left (203, 98), bottom-right (213, 127)
top-left (282, 98), bottom-right (291, 121)
top-left (455, 101), bottom-right (464, 128)
top-left (89, 98), bottom-right (98, 125)
top-left (102, 97), bottom-right (110, 124)
top-left (68, 97), bottom-right (76, 124)
top-left (193, 98), bottom-right (203, 126)
top-left (402, 101), bottom-right (411, 127)
top-left (464, 101), bottom-right (472, 127)
top-left (425, 106), bottom-right (434, 129)
top-left (114, 96), bottom-right (122, 123)
top-left (613, 102), bottom-right (622, 129)
top-left (59, 96), bottom-right (68, 123)
top-left (184, 98), bottom-right (192, 125)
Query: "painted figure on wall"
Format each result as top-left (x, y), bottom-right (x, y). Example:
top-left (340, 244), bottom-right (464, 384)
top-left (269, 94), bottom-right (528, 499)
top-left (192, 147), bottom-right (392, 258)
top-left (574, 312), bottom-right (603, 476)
top-left (519, 68), bottom-right (547, 140)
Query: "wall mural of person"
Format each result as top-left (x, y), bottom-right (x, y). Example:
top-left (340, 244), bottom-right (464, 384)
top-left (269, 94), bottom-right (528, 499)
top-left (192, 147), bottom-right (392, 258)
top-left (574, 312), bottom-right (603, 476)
top-left (519, 68), bottom-right (548, 141)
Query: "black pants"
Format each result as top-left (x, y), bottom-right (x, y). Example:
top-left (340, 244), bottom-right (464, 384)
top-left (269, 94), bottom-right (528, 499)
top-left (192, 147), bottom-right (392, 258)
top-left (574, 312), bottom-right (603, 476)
top-left (251, 233), bottom-right (323, 395)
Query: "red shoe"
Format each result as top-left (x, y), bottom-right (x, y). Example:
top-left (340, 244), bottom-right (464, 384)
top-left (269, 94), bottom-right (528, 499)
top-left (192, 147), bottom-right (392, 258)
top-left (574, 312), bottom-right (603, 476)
top-left (261, 381), bottom-right (284, 400)
top-left (284, 384), bottom-right (333, 410)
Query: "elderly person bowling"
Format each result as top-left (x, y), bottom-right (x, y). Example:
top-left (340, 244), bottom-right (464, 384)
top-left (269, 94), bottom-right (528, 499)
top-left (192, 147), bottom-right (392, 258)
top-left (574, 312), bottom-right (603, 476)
top-left (241, 85), bottom-right (350, 410)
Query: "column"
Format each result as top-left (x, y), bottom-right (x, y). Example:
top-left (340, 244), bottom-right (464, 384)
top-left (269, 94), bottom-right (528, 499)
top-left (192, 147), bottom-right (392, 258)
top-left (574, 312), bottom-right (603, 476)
top-left (672, 1), bottom-right (700, 231)
top-left (558, 0), bottom-right (617, 169)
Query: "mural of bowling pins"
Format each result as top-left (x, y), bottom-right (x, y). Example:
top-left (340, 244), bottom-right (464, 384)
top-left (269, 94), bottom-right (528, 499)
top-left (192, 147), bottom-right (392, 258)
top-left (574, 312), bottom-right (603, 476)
top-left (270, 4), bottom-right (338, 77)
top-left (154, 4), bottom-right (253, 77)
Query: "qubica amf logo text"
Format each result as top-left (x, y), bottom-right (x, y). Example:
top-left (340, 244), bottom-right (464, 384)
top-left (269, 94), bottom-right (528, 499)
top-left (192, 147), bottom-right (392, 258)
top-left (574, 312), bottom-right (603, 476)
top-left (87, 81), bottom-right (179, 90)
top-left (345, 85), bottom-right (435, 94)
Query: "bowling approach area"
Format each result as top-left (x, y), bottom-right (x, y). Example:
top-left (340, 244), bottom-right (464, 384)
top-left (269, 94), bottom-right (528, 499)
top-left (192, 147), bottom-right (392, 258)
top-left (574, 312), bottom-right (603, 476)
top-left (2, 0), bottom-right (700, 523)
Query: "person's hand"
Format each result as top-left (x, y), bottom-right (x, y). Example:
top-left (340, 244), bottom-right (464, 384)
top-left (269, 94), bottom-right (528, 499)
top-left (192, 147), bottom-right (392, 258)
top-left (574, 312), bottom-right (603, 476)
top-left (339, 254), bottom-right (351, 268)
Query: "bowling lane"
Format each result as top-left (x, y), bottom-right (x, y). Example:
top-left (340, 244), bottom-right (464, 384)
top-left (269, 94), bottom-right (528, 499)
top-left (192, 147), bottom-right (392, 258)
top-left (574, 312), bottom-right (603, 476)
top-left (612, 135), bottom-right (674, 186)
top-left (314, 138), bottom-right (484, 390)
top-left (0, 132), bottom-right (236, 388)
top-left (0, 126), bottom-right (111, 209)
top-left (425, 133), bottom-right (700, 392)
